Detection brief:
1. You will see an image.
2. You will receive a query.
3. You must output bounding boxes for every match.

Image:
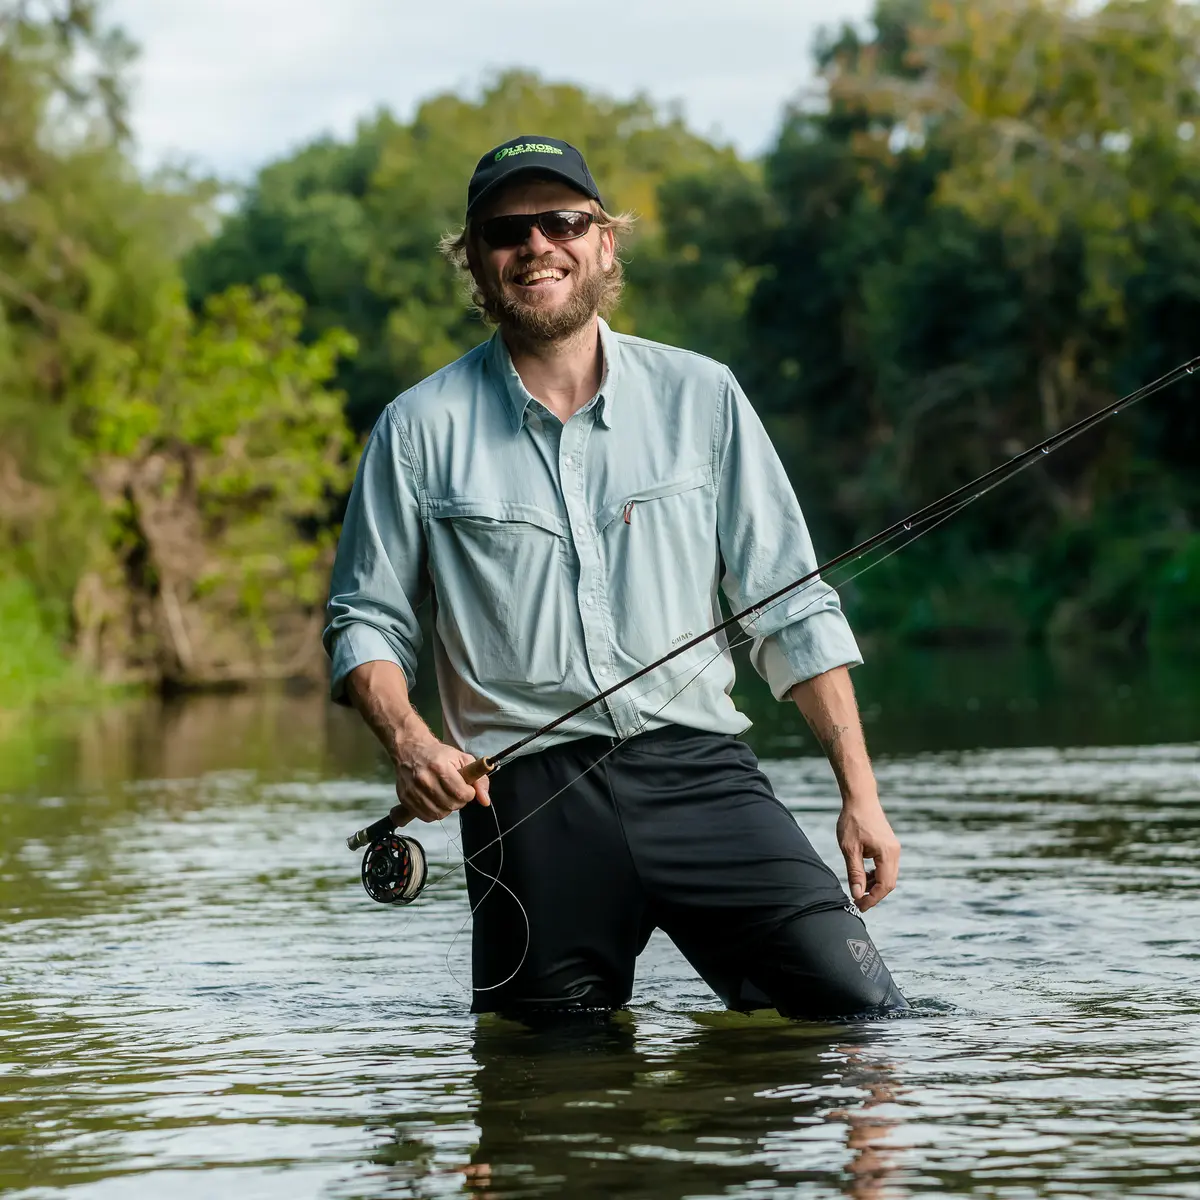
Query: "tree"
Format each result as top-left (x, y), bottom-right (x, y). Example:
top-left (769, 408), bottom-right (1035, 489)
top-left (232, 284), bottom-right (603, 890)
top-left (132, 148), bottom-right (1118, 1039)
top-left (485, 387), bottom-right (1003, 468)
top-left (0, 2), bottom-right (357, 696)
top-left (744, 0), bottom-right (1200, 643)
top-left (185, 71), bottom-right (751, 431)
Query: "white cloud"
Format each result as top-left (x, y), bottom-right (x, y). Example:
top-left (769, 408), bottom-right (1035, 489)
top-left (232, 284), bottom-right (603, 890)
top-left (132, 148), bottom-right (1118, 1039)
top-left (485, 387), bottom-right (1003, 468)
top-left (106, 0), bottom-right (874, 178)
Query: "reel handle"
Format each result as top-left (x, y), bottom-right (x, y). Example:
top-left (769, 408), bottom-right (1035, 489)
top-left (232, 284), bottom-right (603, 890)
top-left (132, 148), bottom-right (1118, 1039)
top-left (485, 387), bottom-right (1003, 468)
top-left (345, 755), bottom-right (495, 850)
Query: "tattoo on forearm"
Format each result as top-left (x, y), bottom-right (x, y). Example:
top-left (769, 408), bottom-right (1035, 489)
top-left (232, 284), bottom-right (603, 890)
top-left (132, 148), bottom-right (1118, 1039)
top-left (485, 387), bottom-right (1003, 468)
top-left (821, 723), bottom-right (852, 759)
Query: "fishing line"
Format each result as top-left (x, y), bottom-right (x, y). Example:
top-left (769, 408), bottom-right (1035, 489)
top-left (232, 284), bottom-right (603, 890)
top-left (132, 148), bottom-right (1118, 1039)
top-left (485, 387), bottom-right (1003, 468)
top-left (359, 496), bottom-right (969, 990)
top-left (424, 494), bottom-right (969, 911)
top-left (376, 488), bottom-right (1042, 992)
top-left (443, 801), bottom-right (531, 994)
top-left (348, 352), bottom-right (1198, 992)
top-left (372, 477), bottom-right (1024, 920)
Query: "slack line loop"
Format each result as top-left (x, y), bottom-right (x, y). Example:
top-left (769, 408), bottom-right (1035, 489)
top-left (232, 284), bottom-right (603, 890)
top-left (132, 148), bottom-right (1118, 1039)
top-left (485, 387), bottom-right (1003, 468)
top-left (344, 352), bottom-right (1199, 865)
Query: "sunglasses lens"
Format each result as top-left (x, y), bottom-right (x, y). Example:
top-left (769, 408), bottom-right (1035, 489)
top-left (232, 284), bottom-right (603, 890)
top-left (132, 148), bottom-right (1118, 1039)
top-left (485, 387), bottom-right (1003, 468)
top-left (480, 214), bottom-right (534, 248)
top-left (478, 211), bottom-right (594, 248)
top-left (538, 211), bottom-right (593, 240)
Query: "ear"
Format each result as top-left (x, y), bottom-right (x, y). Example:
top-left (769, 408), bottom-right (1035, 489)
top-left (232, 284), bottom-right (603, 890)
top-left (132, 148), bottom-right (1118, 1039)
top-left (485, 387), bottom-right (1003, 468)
top-left (464, 231), bottom-right (484, 285)
top-left (599, 224), bottom-right (616, 272)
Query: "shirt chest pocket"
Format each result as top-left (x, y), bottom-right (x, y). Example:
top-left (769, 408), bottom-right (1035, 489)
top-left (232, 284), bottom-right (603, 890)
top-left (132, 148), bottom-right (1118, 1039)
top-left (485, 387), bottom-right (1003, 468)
top-left (594, 468), bottom-right (715, 663)
top-left (594, 468), bottom-right (710, 536)
top-left (425, 497), bottom-right (572, 687)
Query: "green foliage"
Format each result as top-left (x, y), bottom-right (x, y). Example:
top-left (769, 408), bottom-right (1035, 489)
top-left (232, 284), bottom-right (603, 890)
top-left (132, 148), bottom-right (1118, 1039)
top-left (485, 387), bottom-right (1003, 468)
top-left (1149, 536), bottom-right (1200, 648)
top-left (184, 71), bottom-right (747, 431)
top-left (0, 573), bottom-right (77, 708)
top-left (0, 2), bottom-right (356, 698)
top-left (742, 0), bottom-right (1200, 644)
top-left (5, 0), bottom-right (1200, 701)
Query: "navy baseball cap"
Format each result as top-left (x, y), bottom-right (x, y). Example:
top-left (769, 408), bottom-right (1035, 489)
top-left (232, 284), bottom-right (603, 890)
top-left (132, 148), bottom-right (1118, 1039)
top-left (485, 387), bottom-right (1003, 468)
top-left (466, 135), bottom-right (604, 218)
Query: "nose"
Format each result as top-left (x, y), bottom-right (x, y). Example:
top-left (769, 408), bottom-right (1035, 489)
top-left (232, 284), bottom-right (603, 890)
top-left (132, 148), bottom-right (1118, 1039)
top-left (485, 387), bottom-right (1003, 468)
top-left (522, 221), bottom-right (555, 256)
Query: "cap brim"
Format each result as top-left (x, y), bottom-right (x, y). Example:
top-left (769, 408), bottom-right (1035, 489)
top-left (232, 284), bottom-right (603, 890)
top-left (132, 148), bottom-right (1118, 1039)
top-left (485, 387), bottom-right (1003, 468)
top-left (467, 167), bottom-right (601, 218)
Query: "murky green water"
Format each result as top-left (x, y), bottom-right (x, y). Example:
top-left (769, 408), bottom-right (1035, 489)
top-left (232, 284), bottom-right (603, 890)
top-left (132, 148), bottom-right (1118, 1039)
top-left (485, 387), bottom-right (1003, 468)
top-left (2, 649), bottom-right (1199, 1198)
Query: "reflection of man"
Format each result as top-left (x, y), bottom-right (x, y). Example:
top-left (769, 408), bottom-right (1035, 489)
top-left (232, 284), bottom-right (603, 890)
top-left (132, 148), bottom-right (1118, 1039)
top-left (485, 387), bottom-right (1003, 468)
top-left (390, 1020), bottom-right (899, 1200)
top-left (324, 134), bottom-right (907, 1019)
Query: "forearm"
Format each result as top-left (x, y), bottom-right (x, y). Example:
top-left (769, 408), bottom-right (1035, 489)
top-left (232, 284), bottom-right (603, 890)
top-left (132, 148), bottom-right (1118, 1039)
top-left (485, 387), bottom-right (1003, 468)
top-left (789, 665), bottom-right (877, 802)
top-left (344, 660), bottom-right (437, 764)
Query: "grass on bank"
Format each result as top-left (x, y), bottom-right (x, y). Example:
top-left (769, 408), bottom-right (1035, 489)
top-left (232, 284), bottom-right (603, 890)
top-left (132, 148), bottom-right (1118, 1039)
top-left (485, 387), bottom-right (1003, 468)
top-left (0, 574), bottom-right (106, 712)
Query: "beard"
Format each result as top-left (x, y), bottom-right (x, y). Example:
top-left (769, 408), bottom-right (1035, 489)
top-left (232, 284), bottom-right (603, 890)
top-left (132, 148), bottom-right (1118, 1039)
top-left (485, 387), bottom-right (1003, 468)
top-left (482, 246), bottom-right (608, 343)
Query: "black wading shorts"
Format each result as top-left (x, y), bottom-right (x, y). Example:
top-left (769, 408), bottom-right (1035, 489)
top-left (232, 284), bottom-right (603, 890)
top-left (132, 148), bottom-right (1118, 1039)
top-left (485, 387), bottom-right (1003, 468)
top-left (459, 725), bottom-right (907, 1021)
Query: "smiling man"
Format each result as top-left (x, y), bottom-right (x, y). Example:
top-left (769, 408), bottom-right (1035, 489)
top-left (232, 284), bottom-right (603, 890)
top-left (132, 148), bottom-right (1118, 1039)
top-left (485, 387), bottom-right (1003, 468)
top-left (324, 135), bottom-right (907, 1020)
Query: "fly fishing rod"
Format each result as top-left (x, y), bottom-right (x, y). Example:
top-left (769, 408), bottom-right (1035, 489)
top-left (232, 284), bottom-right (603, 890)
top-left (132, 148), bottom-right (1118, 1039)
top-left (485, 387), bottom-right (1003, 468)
top-left (348, 353), bottom-right (1199, 903)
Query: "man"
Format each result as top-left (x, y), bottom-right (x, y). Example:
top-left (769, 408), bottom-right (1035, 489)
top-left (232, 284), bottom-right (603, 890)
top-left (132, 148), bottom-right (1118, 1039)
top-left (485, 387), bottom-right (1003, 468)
top-left (324, 135), bottom-right (906, 1020)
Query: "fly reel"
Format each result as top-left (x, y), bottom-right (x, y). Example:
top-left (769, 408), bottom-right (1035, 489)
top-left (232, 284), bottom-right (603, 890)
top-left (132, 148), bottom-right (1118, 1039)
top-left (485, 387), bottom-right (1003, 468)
top-left (360, 832), bottom-right (428, 905)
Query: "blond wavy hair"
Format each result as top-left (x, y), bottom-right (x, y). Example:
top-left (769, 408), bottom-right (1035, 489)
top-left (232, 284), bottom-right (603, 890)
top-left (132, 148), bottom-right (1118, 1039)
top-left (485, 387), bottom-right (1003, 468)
top-left (438, 199), bottom-right (637, 324)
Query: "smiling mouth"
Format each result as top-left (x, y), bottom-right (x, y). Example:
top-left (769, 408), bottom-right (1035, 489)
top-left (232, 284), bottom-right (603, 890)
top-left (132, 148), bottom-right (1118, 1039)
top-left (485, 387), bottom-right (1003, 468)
top-left (512, 267), bottom-right (569, 287)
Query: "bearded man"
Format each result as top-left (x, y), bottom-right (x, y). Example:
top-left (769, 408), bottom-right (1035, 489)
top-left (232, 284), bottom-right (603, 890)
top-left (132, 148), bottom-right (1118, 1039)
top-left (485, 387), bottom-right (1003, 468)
top-left (324, 135), bottom-right (907, 1020)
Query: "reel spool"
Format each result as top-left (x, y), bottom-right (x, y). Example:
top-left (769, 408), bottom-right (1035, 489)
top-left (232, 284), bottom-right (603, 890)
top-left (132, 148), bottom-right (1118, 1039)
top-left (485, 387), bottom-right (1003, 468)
top-left (361, 833), bottom-right (428, 905)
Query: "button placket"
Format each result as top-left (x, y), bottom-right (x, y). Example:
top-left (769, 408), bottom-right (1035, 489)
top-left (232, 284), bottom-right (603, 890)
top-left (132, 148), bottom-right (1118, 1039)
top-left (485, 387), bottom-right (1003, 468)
top-left (560, 415), bottom-right (627, 733)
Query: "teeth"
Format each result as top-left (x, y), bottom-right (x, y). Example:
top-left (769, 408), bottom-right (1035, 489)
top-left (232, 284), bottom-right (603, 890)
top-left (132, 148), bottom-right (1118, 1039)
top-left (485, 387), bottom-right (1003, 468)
top-left (517, 268), bottom-right (565, 284)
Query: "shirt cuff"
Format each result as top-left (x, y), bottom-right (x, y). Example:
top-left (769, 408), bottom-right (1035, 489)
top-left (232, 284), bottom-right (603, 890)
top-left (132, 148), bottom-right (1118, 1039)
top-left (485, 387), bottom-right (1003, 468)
top-left (750, 609), bottom-right (864, 701)
top-left (328, 623), bottom-right (416, 704)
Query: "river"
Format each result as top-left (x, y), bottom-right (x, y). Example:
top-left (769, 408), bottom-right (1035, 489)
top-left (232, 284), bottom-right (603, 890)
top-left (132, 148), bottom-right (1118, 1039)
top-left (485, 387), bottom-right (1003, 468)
top-left (2, 647), bottom-right (1198, 1198)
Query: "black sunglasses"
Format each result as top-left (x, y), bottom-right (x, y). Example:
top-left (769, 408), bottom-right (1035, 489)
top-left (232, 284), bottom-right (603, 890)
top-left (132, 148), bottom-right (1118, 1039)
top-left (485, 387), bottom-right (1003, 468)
top-left (477, 209), bottom-right (596, 249)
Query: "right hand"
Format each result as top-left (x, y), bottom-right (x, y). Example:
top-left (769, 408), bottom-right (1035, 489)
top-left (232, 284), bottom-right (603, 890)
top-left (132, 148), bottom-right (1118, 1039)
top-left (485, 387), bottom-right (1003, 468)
top-left (389, 736), bottom-right (491, 827)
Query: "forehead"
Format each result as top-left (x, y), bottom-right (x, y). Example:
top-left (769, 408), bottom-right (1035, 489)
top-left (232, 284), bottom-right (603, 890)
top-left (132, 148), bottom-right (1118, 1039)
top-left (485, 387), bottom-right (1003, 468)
top-left (478, 175), bottom-right (594, 220)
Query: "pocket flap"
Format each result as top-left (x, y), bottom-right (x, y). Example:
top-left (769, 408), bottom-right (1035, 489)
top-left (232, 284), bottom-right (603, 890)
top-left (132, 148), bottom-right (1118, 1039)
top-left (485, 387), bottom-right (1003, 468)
top-left (427, 496), bottom-right (569, 539)
top-left (595, 467), bottom-right (708, 533)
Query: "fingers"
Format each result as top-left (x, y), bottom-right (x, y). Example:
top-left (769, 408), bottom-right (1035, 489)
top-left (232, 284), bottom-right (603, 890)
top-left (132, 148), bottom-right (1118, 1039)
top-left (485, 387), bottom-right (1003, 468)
top-left (472, 771), bottom-right (492, 807)
top-left (394, 747), bottom-right (487, 825)
top-left (858, 845), bottom-right (900, 912)
top-left (841, 842), bottom-right (867, 905)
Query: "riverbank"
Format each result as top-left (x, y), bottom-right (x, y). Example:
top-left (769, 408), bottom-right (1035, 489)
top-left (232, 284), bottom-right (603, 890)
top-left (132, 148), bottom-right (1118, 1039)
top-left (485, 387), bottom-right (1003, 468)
top-left (3, 645), bottom-right (1197, 799)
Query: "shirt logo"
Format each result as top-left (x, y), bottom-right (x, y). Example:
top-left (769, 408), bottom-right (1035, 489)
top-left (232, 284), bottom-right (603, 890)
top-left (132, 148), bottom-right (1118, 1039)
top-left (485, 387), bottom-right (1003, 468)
top-left (495, 143), bottom-right (564, 161)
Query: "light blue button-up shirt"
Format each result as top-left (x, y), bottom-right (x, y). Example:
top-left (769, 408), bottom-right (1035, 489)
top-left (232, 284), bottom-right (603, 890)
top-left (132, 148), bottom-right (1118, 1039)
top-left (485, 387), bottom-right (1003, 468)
top-left (323, 319), bottom-right (862, 761)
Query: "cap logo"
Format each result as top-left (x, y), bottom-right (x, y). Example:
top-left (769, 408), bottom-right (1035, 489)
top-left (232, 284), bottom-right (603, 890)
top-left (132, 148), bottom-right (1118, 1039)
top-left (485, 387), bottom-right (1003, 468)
top-left (494, 142), bottom-right (564, 162)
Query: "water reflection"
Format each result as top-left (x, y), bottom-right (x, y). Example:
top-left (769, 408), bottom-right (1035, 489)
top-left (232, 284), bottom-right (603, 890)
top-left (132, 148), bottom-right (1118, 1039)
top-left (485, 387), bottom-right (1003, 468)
top-left (367, 1018), bottom-right (905, 1200)
top-left (2, 647), bottom-right (1199, 1199)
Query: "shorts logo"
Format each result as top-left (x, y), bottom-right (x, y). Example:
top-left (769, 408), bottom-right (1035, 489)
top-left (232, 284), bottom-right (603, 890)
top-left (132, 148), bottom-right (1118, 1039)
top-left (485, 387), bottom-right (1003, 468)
top-left (495, 143), bottom-right (564, 161)
top-left (847, 937), bottom-right (883, 979)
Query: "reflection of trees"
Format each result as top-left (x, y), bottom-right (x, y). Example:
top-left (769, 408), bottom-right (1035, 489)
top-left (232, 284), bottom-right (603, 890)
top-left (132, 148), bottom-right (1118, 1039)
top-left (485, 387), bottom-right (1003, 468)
top-left (368, 1016), bottom-right (904, 1199)
top-left (0, 691), bottom-right (377, 796)
top-left (0, 692), bottom-right (378, 922)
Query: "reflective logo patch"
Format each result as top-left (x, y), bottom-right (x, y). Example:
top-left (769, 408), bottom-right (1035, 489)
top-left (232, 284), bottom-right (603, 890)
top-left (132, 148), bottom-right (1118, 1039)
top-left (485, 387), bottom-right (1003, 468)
top-left (847, 937), bottom-right (883, 979)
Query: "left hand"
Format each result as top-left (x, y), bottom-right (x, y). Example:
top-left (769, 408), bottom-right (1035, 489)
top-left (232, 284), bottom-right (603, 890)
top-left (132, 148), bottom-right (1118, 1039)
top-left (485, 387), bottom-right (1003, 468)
top-left (836, 794), bottom-right (901, 912)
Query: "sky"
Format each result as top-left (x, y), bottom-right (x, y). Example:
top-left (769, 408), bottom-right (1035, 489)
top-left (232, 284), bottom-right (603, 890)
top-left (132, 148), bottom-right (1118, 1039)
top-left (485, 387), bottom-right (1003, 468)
top-left (106, 0), bottom-right (876, 180)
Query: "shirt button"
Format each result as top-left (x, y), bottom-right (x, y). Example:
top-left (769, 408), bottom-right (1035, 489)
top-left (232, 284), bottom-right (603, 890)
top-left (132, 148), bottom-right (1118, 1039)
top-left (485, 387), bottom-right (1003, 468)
top-left (584, 597), bottom-right (594, 608)
top-left (597, 666), bottom-right (608, 677)
top-left (563, 455), bottom-right (573, 467)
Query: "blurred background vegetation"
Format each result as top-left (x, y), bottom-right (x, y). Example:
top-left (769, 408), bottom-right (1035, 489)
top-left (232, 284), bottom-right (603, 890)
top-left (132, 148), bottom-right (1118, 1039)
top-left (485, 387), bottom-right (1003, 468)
top-left (3, 0), bottom-right (1199, 711)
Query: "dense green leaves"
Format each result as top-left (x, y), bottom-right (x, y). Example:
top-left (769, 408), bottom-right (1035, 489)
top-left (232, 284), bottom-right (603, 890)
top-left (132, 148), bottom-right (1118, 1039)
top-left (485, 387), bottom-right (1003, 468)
top-left (742, 0), bottom-right (1200, 643)
top-left (3, 0), bottom-right (1198, 705)
top-left (1, 2), bottom-right (355, 696)
top-left (184, 71), bottom-right (748, 431)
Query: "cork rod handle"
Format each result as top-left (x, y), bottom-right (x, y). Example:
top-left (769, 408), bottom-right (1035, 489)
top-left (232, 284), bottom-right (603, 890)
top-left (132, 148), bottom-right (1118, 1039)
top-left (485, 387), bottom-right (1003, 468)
top-left (345, 756), bottom-right (496, 850)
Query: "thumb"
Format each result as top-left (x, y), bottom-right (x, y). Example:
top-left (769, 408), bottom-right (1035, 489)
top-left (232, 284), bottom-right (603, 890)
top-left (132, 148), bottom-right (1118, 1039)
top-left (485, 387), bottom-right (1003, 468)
top-left (842, 844), bottom-right (867, 902)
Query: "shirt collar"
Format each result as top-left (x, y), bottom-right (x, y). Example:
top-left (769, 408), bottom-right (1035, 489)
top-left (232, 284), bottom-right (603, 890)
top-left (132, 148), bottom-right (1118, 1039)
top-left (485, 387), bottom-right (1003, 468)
top-left (486, 318), bottom-right (620, 432)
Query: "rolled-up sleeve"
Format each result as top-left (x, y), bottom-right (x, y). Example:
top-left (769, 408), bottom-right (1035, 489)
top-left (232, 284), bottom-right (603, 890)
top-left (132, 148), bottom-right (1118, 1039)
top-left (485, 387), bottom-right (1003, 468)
top-left (323, 408), bottom-right (427, 703)
top-left (714, 370), bottom-right (863, 701)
